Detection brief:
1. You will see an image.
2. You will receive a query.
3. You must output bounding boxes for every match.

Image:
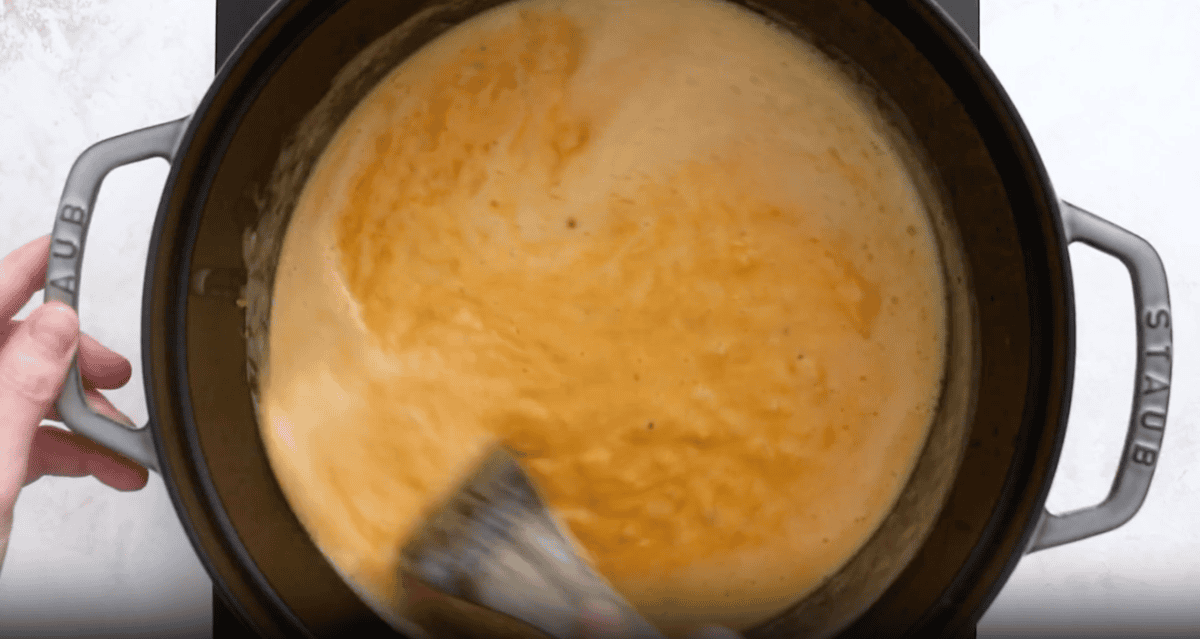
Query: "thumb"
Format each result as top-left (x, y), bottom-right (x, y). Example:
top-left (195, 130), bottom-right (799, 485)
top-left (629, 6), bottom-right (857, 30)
top-left (0, 302), bottom-right (79, 510)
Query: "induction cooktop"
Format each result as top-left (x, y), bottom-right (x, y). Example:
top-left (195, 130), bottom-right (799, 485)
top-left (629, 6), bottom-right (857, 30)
top-left (208, 0), bottom-right (981, 637)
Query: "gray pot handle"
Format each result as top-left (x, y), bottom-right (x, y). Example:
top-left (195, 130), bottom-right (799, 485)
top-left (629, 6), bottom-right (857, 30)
top-left (42, 117), bottom-right (191, 475)
top-left (1026, 201), bottom-right (1173, 553)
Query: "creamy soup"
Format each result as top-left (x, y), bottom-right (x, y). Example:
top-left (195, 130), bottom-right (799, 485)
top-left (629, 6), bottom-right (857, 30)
top-left (258, 0), bottom-right (948, 634)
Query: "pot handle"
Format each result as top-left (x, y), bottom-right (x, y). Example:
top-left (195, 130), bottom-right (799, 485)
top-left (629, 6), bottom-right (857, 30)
top-left (1026, 201), bottom-right (1172, 553)
top-left (42, 117), bottom-right (191, 475)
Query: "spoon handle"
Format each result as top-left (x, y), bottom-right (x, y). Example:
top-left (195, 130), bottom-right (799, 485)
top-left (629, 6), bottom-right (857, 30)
top-left (401, 447), bottom-right (666, 639)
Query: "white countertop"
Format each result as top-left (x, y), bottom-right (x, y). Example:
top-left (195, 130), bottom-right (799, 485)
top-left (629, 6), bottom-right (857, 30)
top-left (0, 0), bottom-right (1194, 637)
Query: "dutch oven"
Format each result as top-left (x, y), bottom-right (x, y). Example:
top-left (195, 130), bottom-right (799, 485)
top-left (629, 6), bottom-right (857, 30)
top-left (39, 0), bottom-right (1174, 637)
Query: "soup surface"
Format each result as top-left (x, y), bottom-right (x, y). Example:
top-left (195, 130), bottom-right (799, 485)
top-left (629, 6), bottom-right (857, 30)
top-left (259, 0), bottom-right (948, 633)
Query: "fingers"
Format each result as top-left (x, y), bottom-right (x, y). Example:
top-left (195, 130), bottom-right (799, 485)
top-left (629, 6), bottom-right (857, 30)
top-left (0, 236), bottom-right (128, 390)
top-left (22, 425), bottom-right (148, 491)
top-left (80, 387), bottom-right (135, 425)
top-left (0, 236), bottom-right (50, 322)
top-left (4, 318), bottom-right (133, 423)
top-left (44, 387), bottom-right (135, 426)
top-left (77, 332), bottom-right (132, 389)
top-left (0, 239), bottom-right (147, 505)
top-left (2, 320), bottom-right (132, 390)
top-left (0, 302), bottom-right (79, 507)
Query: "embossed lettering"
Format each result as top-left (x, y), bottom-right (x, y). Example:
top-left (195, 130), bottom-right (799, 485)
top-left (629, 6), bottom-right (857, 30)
top-left (1142, 373), bottom-right (1170, 395)
top-left (1146, 345), bottom-right (1172, 362)
top-left (59, 205), bottom-right (85, 225)
top-left (1131, 444), bottom-right (1157, 466)
top-left (48, 276), bottom-right (76, 294)
top-left (51, 238), bottom-right (77, 259)
top-left (1140, 410), bottom-right (1166, 431)
top-left (1146, 309), bottom-right (1171, 329)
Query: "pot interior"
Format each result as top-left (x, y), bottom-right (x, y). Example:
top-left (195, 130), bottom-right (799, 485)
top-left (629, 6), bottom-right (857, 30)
top-left (155, 0), bottom-right (1070, 637)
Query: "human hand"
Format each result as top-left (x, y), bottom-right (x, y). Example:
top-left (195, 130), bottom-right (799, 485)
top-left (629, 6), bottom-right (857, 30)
top-left (0, 235), bottom-right (150, 568)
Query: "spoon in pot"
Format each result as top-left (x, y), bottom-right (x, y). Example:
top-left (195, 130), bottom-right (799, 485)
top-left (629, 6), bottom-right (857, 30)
top-left (399, 446), bottom-right (666, 639)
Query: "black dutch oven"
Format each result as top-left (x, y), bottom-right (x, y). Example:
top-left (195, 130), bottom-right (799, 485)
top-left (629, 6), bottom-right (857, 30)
top-left (40, 0), bottom-right (1174, 637)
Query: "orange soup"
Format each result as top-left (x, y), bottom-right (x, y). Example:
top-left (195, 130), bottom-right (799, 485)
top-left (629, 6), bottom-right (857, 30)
top-left (258, 0), bottom-right (947, 633)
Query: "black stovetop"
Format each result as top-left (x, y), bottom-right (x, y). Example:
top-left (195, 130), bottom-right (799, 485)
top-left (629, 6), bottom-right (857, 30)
top-left (208, 0), bottom-right (980, 637)
top-left (215, 0), bottom-right (980, 76)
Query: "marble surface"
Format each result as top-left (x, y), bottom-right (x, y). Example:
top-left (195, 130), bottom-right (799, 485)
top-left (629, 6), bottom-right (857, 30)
top-left (0, 0), bottom-right (1194, 637)
top-left (0, 1), bottom-right (213, 637)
